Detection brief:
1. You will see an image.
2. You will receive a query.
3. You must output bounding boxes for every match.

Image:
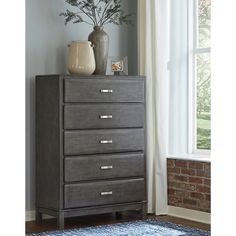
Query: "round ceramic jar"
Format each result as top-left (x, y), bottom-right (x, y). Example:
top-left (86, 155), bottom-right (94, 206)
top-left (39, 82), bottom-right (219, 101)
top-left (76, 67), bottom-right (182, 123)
top-left (68, 41), bottom-right (95, 75)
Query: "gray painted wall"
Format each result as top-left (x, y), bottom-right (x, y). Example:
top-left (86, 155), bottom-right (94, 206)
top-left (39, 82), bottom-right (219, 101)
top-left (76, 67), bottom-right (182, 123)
top-left (26, 0), bottom-right (137, 212)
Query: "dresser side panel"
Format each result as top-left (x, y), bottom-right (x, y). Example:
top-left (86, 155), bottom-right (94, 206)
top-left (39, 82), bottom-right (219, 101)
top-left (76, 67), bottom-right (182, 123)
top-left (36, 75), bottom-right (61, 210)
top-left (143, 77), bottom-right (147, 204)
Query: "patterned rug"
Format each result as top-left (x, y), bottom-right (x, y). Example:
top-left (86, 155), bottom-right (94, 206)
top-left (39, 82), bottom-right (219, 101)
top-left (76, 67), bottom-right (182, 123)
top-left (27, 219), bottom-right (210, 236)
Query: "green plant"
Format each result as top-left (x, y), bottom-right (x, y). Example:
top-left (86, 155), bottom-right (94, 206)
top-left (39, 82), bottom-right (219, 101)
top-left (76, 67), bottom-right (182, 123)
top-left (60, 0), bottom-right (133, 27)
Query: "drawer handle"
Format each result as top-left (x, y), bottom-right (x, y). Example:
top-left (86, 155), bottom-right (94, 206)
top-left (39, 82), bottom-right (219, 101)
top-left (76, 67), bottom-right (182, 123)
top-left (100, 115), bottom-right (113, 119)
top-left (100, 140), bottom-right (113, 144)
top-left (100, 165), bottom-right (113, 170)
top-left (100, 89), bottom-right (113, 93)
top-left (100, 191), bottom-right (113, 196)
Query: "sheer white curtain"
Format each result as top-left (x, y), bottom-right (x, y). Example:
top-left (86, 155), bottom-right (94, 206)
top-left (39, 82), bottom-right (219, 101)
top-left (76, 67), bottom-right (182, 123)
top-left (138, 0), bottom-right (170, 214)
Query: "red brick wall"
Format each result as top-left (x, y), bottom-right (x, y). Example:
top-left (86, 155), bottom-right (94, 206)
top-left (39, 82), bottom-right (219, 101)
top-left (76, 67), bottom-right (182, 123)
top-left (167, 158), bottom-right (211, 213)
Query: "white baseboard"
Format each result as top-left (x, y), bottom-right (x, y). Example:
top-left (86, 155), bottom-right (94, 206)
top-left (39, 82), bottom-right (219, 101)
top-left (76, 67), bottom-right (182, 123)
top-left (26, 210), bottom-right (35, 222)
top-left (26, 210), bottom-right (55, 222)
top-left (167, 206), bottom-right (211, 224)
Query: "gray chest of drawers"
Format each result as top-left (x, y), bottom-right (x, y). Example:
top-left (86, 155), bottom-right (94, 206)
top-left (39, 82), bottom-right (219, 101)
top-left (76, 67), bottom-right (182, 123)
top-left (35, 75), bottom-right (147, 229)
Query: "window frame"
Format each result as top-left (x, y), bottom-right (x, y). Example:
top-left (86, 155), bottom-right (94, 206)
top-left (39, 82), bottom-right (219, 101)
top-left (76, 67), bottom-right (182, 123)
top-left (188, 0), bottom-right (211, 155)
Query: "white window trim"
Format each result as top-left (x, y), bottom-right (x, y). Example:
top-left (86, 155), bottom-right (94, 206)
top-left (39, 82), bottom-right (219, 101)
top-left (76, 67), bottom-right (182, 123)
top-left (168, 154), bottom-right (211, 163)
top-left (187, 0), bottom-right (211, 156)
top-left (188, 0), bottom-right (194, 154)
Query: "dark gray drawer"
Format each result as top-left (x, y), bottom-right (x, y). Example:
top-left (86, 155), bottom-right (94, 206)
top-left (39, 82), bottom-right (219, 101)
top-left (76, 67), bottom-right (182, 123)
top-left (64, 153), bottom-right (145, 182)
top-left (64, 178), bottom-right (145, 208)
top-left (64, 129), bottom-right (144, 155)
top-left (64, 79), bottom-right (144, 103)
top-left (64, 104), bottom-right (144, 129)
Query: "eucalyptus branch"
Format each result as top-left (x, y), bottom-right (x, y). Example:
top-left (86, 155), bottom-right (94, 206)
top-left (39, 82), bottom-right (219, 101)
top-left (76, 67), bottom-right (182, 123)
top-left (98, 2), bottom-right (112, 25)
top-left (94, 9), bottom-right (99, 25)
top-left (102, 11), bottom-right (119, 25)
top-left (89, 0), bottom-right (97, 25)
top-left (79, 6), bottom-right (96, 25)
top-left (76, 19), bottom-right (94, 26)
top-left (96, 0), bottom-right (102, 7)
top-left (60, 0), bottom-right (133, 27)
top-left (95, 7), bottom-right (101, 25)
top-left (75, 11), bottom-right (86, 14)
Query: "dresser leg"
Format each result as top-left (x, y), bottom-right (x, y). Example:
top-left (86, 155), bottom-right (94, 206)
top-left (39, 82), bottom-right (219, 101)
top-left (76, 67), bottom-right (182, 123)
top-left (57, 212), bottom-right (64, 230)
top-left (115, 212), bottom-right (123, 220)
top-left (35, 208), bottom-right (42, 225)
top-left (141, 204), bottom-right (147, 219)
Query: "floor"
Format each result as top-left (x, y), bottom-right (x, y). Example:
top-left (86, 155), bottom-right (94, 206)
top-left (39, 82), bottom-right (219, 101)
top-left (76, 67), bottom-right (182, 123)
top-left (26, 211), bottom-right (210, 234)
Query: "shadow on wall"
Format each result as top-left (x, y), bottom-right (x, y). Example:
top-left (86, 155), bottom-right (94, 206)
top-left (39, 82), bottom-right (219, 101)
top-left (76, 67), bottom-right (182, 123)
top-left (26, 0), bottom-right (68, 212)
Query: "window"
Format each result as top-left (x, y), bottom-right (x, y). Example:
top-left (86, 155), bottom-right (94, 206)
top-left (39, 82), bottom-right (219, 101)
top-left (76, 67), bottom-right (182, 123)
top-left (188, 0), bottom-right (211, 153)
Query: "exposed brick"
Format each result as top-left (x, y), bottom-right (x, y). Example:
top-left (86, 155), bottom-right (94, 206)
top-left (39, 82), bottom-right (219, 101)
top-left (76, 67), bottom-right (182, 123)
top-left (198, 200), bottom-right (211, 209)
top-left (204, 178), bottom-right (211, 186)
top-left (175, 160), bottom-right (188, 168)
top-left (174, 175), bottom-right (188, 182)
top-left (183, 198), bottom-right (197, 206)
top-left (168, 174), bottom-right (175, 182)
top-left (168, 182), bottom-right (183, 189)
top-left (168, 167), bottom-right (181, 174)
top-left (185, 183), bottom-right (197, 191)
top-left (168, 196), bottom-right (183, 204)
top-left (168, 189), bottom-right (190, 198)
top-left (204, 163), bottom-right (211, 172)
top-left (190, 192), bottom-right (204, 200)
top-left (189, 161), bottom-right (204, 170)
top-left (197, 185), bottom-right (210, 193)
top-left (189, 177), bottom-right (203, 184)
top-left (168, 182), bottom-right (196, 191)
top-left (167, 160), bottom-right (211, 213)
top-left (197, 170), bottom-right (210, 178)
top-left (181, 168), bottom-right (196, 176)
top-left (168, 188), bottom-right (175, 195)
top-left (174, 189), bottom-right (190, 198)
top-left (167, 159), bottom-right (175, 168)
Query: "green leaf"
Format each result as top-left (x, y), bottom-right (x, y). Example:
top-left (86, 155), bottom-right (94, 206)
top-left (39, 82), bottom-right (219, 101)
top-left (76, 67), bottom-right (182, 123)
top-left (60, 0), bottom-right (133, 26)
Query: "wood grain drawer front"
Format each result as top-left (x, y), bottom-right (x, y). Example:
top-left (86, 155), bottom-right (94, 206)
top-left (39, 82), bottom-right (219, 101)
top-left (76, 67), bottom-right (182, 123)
top-left (64, 104), bottom-right (144, 129)
top-left (64, 178), bottom-right (145, 208)
top-left (64, 153), bottom-right (144, 182)
top-left (64, 79), bottom-right (144, 103)
top-left (64, 129), bottom-right (144, 155)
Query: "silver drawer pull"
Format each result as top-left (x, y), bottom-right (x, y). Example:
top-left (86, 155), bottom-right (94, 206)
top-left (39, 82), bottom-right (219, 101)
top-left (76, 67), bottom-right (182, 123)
top-left (100, 115), bottom-right (113, 119)
top-left (100, 165), bottom-right (113, 170)
top-left (100, 89), bottom-right (113, 93)
top-left (100, 140), bottom-right (113, 144)
top-left (100, 191), bottom-right (113, 196)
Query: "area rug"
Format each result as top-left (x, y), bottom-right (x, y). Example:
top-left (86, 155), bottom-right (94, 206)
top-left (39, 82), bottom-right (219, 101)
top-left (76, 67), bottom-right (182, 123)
top-left (27, 219), bottom-right (210, 236)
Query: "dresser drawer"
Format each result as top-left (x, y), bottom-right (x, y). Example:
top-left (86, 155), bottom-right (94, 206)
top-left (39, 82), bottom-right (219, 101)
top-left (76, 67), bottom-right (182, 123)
top-left (64, 178), bottom-right (145, 208)
top-left (64, 129), bottom-right (144, 155)
top-left (64, 78), bottom-right (144, 103)
top-left (64, 153), bottom-right (144, 182)
top-left (64, 104), bottom-right (144, 129)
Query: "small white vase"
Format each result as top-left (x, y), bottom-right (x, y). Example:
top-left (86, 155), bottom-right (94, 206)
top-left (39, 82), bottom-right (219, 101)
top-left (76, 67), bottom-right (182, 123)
top-left (68, 41), bottom-right (95, 75)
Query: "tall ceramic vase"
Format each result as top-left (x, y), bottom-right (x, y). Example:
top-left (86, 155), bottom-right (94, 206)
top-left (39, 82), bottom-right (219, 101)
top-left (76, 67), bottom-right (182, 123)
top-left (88, 26), bottom-right (109, 75)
